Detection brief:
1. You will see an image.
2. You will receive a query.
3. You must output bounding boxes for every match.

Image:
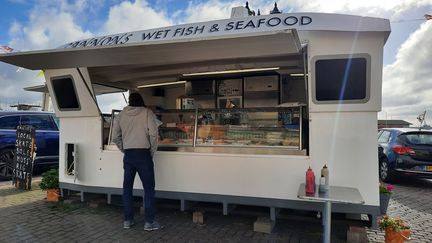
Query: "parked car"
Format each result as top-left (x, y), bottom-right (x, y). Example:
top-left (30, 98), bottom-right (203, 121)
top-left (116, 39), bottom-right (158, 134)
top-left (378, 128), bottom-right (432, 182)
top-left (0, 111), bottom-right (59, 180)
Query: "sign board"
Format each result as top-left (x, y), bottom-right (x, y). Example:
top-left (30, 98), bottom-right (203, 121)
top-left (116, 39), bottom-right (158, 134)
top-left (58, 13), bottom-right (390, 49)
top-left (13, 125), bottom-right (36, 190)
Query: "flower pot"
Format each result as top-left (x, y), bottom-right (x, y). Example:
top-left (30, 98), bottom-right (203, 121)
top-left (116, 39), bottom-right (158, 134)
top-left (46, 189), bottom-right (60, 202)
top-left (385, 228), bottom-right (411, 243)
top-left (380, 193), bottom-right (391, 215)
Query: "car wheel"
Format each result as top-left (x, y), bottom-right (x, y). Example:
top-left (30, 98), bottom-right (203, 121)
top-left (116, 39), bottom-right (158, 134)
top-left (0, 149), bottom-right (15, 180)
top-left (379, 158), bottom-right (394, 182)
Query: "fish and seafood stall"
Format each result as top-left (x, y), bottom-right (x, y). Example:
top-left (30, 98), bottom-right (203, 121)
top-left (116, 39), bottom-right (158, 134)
top-left (0, 4), bottom-right (390, 227)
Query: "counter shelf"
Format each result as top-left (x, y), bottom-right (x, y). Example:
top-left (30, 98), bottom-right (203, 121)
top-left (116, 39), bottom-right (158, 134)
top-left (107, 107), bottom-right (305, 154)
top-left (156, 107), bottom-right (304, 150)
top-left (155, 109), bottom-right (196, 147)
top-left (195, 107), bottom-right (301, 149)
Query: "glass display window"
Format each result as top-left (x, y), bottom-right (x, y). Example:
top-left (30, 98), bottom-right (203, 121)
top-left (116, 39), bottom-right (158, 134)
top-left (195, 107), bottom-right (301, 148)
top-left (107, 107), bottom-right (304, 152)
top-left (156, 110), bottom-right (196, 146)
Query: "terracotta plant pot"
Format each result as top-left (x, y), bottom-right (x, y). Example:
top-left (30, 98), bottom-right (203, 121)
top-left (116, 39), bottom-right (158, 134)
top-left (46, 188), bottom-right (60, 202)
top-left (385, 228), bottom-right (411, 243)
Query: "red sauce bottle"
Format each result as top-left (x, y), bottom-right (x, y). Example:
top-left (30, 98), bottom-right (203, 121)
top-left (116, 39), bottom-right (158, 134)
top-left (306, 166), bottom-right (315, 194)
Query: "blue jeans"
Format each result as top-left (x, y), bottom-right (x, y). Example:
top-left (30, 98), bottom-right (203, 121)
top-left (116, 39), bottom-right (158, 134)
top-left (123, 149), bottom-right (155, 223)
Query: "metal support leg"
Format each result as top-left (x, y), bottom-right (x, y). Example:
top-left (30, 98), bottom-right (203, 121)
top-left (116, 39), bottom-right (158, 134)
top-left (107, 194), bottom-right (111, 205)
top-left (322, 201), bottom-right (331, 243)
top-left (180, 200), bottom-right (196, 211)
top-left (223, 202), bottom-right (228, 215)
top-left (80, 191), bottom-right (84, 202)
top-left (270, 207), bottom-right (280, 221)
top-left (180, 200), bottom-right (185, 211)
top-left (180, 199), bottom-right (190, 211)
top-left (370, 214), bottom-right (378, 229)
top-left (222, 202), bottom-right (236, 216)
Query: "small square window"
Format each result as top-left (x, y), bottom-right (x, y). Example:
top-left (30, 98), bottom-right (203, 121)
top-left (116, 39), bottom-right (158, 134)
top-left (313, 55), bottom-right (370, 103)
top-left (51, 76), bottom-right (80, 110)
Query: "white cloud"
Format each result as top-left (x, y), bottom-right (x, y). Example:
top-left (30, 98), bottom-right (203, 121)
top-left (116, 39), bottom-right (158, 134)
top-left (8, 21), bottom-right (22, 37)
top-left (380, 21), bottom-right (432, 125)
top-left (1, 0), bottom-right (94, 109)
top-left (182, 0), bottom-right (241, 23)
top-left (101, 0), bottom-right (172, 34)
top-left (171, 0), bottom-right (431, 25)
top-left (0, 65), bottom-right (44, 107)
top-left (8, 8), bottom-right (93, 50)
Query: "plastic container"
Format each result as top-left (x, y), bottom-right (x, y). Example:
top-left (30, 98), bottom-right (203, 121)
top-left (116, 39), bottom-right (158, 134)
top-left (305, 166), bottom-right (315, 194)
top-left (320, 164), bottom-right (329, 192)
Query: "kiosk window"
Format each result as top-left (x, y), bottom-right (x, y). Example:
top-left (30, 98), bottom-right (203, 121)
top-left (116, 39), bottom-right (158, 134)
top-left (51, 77), bottom-right (80, 109)
top-left (315, 57), bottom-right (367, 102)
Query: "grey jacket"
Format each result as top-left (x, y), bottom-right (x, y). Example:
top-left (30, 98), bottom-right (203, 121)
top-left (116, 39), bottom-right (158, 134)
top-left (112, 106), bottom-right (159, 156)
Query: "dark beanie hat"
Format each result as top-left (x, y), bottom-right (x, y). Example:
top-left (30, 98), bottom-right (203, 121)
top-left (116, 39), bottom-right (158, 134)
top-left (129, 93), bottom-right (145, 107)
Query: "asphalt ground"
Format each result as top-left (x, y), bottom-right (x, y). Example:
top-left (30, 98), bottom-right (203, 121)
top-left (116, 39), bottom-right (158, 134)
top-left (0, 177), bottom-right (431, 242)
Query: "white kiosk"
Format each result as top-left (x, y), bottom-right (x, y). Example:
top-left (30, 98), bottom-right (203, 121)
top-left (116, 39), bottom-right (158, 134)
top-left (0, 8), bottom-right (390, 227)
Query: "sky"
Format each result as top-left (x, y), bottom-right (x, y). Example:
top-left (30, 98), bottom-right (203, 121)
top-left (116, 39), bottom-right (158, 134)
top-left (0, 0), bottom-right (431, 125)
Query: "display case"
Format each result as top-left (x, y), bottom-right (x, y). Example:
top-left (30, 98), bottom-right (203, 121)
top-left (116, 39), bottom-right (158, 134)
top-left (108, 107), bottom-right (305, 152)
top-left (107, 109), bottom-right (196, 147)
top-left (155, 109), bottom-right (196, 146)
top-left (195, 107), bottom-right (301, 148)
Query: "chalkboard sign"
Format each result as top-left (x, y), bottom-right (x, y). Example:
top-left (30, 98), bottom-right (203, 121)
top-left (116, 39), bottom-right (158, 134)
top-left (13, 125), bottom-right (36, 190)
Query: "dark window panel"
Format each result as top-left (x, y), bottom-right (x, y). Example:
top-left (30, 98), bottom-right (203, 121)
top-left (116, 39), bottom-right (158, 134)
top-left (315, 58), bottom-right (367, 101)
top-left (51, 77), bottom-right (80, 109)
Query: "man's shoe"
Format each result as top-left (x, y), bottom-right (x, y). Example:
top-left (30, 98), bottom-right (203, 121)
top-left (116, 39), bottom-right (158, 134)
top-left (144, 221), bottom-right (161, 231)
top-left (123, 220), bottom-right (135, 229)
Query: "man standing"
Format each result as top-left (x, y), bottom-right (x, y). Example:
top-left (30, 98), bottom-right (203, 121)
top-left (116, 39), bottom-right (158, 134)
top-left (112, 93), bottom-right (160, 231)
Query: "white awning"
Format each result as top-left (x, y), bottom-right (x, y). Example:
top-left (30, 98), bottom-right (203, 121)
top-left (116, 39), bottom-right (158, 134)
top-left (0, 30), bottom-right (301, 70)
top-left (3, 30), bottom-right (304, 89)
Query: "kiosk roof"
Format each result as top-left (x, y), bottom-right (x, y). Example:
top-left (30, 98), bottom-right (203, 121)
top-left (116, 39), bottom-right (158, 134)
top-left (0, 31), bottom-right (305, 88)
top-left (0, 12), bottom-right (390, 88)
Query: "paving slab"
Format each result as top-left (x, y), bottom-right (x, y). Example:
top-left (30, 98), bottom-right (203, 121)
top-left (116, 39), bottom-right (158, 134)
top-left (366, 178), bottom-right (432, 243)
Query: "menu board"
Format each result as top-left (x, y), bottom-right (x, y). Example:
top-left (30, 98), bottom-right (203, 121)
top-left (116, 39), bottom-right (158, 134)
top-left (13, 125), bottom-right (36, 190)
top-left (217, 79), bottom-right (242, 97)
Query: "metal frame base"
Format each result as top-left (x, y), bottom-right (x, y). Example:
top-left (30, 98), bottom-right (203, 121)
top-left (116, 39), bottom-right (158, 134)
top-left (60, 182), bottom-right (379, 228)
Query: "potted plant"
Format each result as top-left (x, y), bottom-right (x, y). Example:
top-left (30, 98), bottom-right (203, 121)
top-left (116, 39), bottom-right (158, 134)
top-left (380, 183), bottom-right (393, 214)
top-left (39, 168), bottom-right (60, 202)
top-left (379, 215), bottom-right (411, 243)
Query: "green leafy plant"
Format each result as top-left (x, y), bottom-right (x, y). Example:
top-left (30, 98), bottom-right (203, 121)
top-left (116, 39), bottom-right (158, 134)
top-left (379, 215), bottom-right (410, 232)
top-left (39, 168), bottom-right (59, 190)
top-left (379, 184), bottom-right (394, 195)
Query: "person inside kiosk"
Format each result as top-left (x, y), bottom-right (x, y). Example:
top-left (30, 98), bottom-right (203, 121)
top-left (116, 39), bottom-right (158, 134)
top-left (112, 93), bottom-right (162, 231)
top-left (221, 98), bottom-right (241, 125)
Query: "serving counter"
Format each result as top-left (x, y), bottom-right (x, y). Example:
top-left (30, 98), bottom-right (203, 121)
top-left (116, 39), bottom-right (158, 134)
top-left (155, 106), bottom-right (306, 155)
